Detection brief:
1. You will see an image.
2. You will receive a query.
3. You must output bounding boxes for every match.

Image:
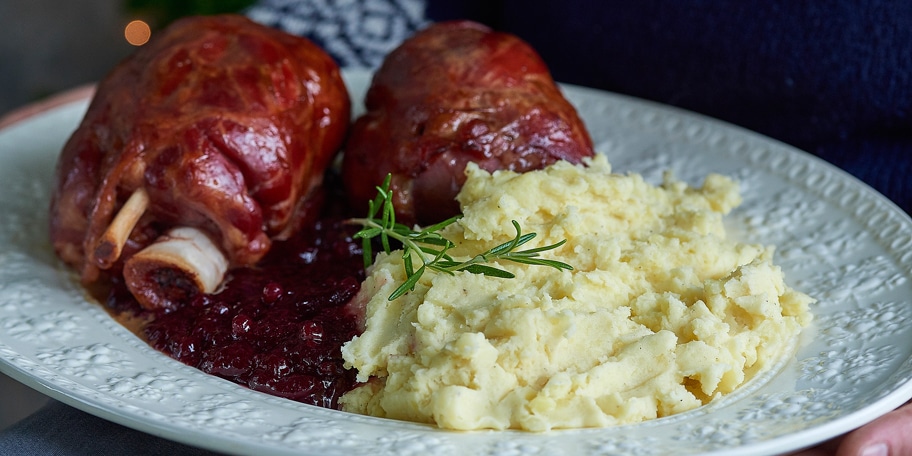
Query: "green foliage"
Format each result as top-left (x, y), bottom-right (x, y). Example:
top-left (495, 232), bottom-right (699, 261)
top-left (125, 0), bottom-right (257, 29)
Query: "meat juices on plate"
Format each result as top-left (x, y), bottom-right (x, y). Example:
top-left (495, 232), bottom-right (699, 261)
top-left (49, 14), bottom-right (350, 311)
top-left (342, 20), bottom-right (595, 226)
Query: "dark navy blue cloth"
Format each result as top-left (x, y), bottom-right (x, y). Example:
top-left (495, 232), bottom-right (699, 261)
top-left (428, 0), bottom-right (912, 214)
top-left (3, 2), bottom-right (910, 455)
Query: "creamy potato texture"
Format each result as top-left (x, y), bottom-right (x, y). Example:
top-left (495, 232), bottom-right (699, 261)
top-left (340, 156), bottom-right (813, 431)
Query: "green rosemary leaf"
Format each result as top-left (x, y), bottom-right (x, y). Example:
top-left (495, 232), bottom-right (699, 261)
top-left (389, 265), bottom-right (425, 300)
top-left (432, 260), bottom-right (462, 269)
top-left (354, 227), bottom-right (383, 239)
top-left (419, 215), bottom-right (461, 234)
top-left (380, 231), bottom-right (392, 254)
top-left (506, 257), bottom-right (574, 270)
top-left (458, 264), bottom-right (515, 278)
top-left (403, 251), bottom-right (415, 277)
top-left (512, 238), bottom-right (568, 254)
top-left (416, 237), bottom-right (452, 247)
top-left (348, 173), bottom-right (574, 301)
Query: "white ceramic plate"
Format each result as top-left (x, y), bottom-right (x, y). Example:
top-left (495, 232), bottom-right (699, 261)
top-left (2, 69), bottom-right (912, 456)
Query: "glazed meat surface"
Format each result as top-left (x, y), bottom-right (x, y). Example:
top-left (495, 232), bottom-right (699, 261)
top-left (50, 14), bottom-right (349, 291)
top-left (342, 20), bottom-right (594, 225)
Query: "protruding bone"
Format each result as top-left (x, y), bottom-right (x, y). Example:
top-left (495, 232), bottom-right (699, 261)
top-left (123, 227), bottom-right (228, 311)
top-left (94, 188), bottom-right (149, 269)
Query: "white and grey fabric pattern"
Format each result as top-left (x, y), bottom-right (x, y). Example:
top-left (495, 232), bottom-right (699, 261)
top-left (246, 0), bottom-right (429, 68)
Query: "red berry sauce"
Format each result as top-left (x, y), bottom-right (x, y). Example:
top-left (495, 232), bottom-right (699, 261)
top-left (105, 178), bottom-right (366, 409)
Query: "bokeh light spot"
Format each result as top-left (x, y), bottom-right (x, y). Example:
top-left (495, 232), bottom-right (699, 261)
top-left (124, 20), bottom-right (151, 46)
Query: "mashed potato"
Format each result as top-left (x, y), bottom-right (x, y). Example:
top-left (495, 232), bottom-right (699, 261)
top-left (340, 155), bottom-right (813, 432)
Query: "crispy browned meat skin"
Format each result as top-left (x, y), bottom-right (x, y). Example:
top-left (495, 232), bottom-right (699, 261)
top-left (50, 14), bottom-right (350, 288)
top-left (341, 20), bottom-right (594, 225)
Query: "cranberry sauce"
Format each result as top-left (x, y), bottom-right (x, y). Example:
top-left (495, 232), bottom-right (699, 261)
top-left (106, 178), bottom-right (367, 409)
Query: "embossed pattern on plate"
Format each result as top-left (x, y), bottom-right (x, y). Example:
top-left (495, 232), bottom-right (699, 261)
top-left (1, 70), bottom-right (911, 456)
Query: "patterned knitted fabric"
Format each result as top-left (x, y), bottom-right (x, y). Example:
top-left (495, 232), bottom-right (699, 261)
top-left (247, 0), bottom-right (428, 68)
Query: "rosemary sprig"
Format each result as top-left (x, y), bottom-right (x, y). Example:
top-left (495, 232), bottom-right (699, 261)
top-left (348, 175), bottom-right (573, 300)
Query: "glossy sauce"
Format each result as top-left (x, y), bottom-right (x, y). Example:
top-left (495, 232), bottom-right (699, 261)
top-left (104, 175), bottom-right (366, 409)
